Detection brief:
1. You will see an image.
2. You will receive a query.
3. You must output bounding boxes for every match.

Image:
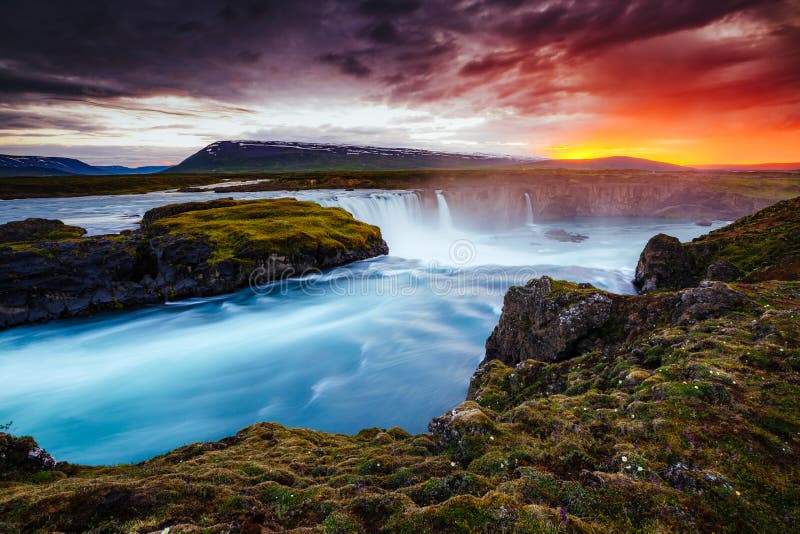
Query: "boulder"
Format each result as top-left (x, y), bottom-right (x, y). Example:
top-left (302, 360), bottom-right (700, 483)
top-left (705, 260), bottom-right (743, 282)
top-left (633, 233), bottom-right (696, 292)
top-left (0, 433), bottom-right (56, 478)
top-left (673, 281), bottom-right (746, 324)
top-left (485, 276), bottom-right (612, 365)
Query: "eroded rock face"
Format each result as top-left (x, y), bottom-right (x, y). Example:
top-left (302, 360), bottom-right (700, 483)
top-left (0, 235), bottom-right (155, 327)
top-left (482, 275), bottom-right (749, 376)
top-left (634, 233), bottom-right (696, 292)
top-left (484, 276), bottom-right (613, 365)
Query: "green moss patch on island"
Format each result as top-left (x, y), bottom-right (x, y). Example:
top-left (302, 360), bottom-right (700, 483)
top-left (0, 217), bottom-right (86, 246)
top-left (146, 198), bottom-right (384, 263)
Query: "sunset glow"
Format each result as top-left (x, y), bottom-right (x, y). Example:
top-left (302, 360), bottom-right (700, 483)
top-left (0, 0), bottom-right (798, 165)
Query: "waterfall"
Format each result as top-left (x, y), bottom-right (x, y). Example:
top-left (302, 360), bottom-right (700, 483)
top-left (436, 191), bottom-right (453, 230)
top-left (524, 192), bottom-right (534, 226)
top-left (321, 191), bottom-right (423, 232)
top-left (316, 191), bottom-right (427, 258)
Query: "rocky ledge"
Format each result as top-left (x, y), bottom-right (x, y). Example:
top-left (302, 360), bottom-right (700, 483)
top-left (635, 196), bottom-right (800, 292)
top-left (1, 198), bottom-right (798, 533)
top-left (0, 198), bottom-right (388, 328)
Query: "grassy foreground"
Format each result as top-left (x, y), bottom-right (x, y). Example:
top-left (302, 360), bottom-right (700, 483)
top-left (1, 199), bottom-right (799, 533)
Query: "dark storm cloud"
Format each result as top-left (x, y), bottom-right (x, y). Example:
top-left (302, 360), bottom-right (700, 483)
top-left (319, 53), bottom-right (372, 78)
top-left (0, 66), bottom-right (129, 98)
top-left (0, 110), bottom-right (103, 131)
top-left (0, 0), bottom-right (796, 116)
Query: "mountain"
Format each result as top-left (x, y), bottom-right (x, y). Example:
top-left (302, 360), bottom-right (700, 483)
top-left (693, 162), bottom-right (800, 171)
top-left (164, 140), bottom-right (535, 173)
top-left (0, 155), bottom-right (168, 177)
top-left (522, 155), bottom-right (691, 171)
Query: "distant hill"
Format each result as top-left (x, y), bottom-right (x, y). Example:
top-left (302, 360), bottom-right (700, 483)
top-left (0, 155), bottom-right (168, 177)
top-left (93, 165), bottom-right (171, 175)
top-left (693, 162), bottom-right (800, 171)
top-left (521, 156), bottom-right (691, 171)
top-left (163, 141), bottom-right (534, 174)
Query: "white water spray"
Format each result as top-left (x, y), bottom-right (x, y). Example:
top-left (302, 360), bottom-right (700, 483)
top-left (524, 192), bottom-right (534, 226)
top-left (436, 191), bottom-right (453, 230)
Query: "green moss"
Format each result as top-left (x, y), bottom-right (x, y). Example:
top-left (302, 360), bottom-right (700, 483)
top-left (687, 196), bottom-right (800, 280)
top-left (148, 198), bottom-right (383, 263)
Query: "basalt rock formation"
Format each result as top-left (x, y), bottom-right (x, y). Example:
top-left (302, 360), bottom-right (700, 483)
top-left (1, 198), bottom-right (798, 533)
top-left (0, 199), bottom-right (388, 328)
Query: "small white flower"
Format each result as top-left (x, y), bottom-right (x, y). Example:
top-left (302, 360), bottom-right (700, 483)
top-left (637, 466), bottom-right (643, 472)
top-left (489, 435), bottom-right (495, 440)
top-left (694, 385), bottom-right (699, 390)
top-left (621, 455), bottom-right (628, 462)
top-left (630, 414), bottom-right (635, 419)
top-left (450, 461), bottom-right (456, 467)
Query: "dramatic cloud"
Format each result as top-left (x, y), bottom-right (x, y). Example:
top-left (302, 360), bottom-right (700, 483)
top-left (0, 0), bottom-right (798, 164)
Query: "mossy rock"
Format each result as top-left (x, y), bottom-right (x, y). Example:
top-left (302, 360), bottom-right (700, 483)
top-left (145, 197), bottom-right (385, 263)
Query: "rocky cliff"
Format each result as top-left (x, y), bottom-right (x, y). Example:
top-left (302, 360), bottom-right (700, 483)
top-left (0, 198), bottom-right (388, 328)
top-left (635, 195), bottom-right (800, 292)
top-left (1, 199), bottom-right (798, 533)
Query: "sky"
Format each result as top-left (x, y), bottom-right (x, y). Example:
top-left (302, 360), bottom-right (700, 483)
top-left (0, 0), bottom-right (798, 166)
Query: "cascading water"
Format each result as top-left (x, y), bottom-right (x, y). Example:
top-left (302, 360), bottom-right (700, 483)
top-left (524, 192), bottom-right (534, 226)
top-left (435, 191), bottom-right (453, 231)
top-left (0, 187), bottom-right (727, 464)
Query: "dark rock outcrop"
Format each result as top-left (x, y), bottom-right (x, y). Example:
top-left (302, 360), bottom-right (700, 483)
top-left (634, 196), bottom-right (800, 292)
top-left (0, 200), bottom-right (388, 328)
top-left (633, 233), bottom-right (696, 292)
top-left (483, 276), bottom-right (748, 368)
top-left (0, 433), bottom-right (56, 479)
top-left (705, 260), bottom-right (743, 282)
top-left (485, 277), bottom-right (613, 365)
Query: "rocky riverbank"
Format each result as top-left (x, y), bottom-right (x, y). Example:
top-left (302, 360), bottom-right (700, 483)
top-left (0, 198), bottom-right (388, 329)
top-left (634, 196), bottom-right (800, 292)
top-left (1, 197), bottom-right (798, 533)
